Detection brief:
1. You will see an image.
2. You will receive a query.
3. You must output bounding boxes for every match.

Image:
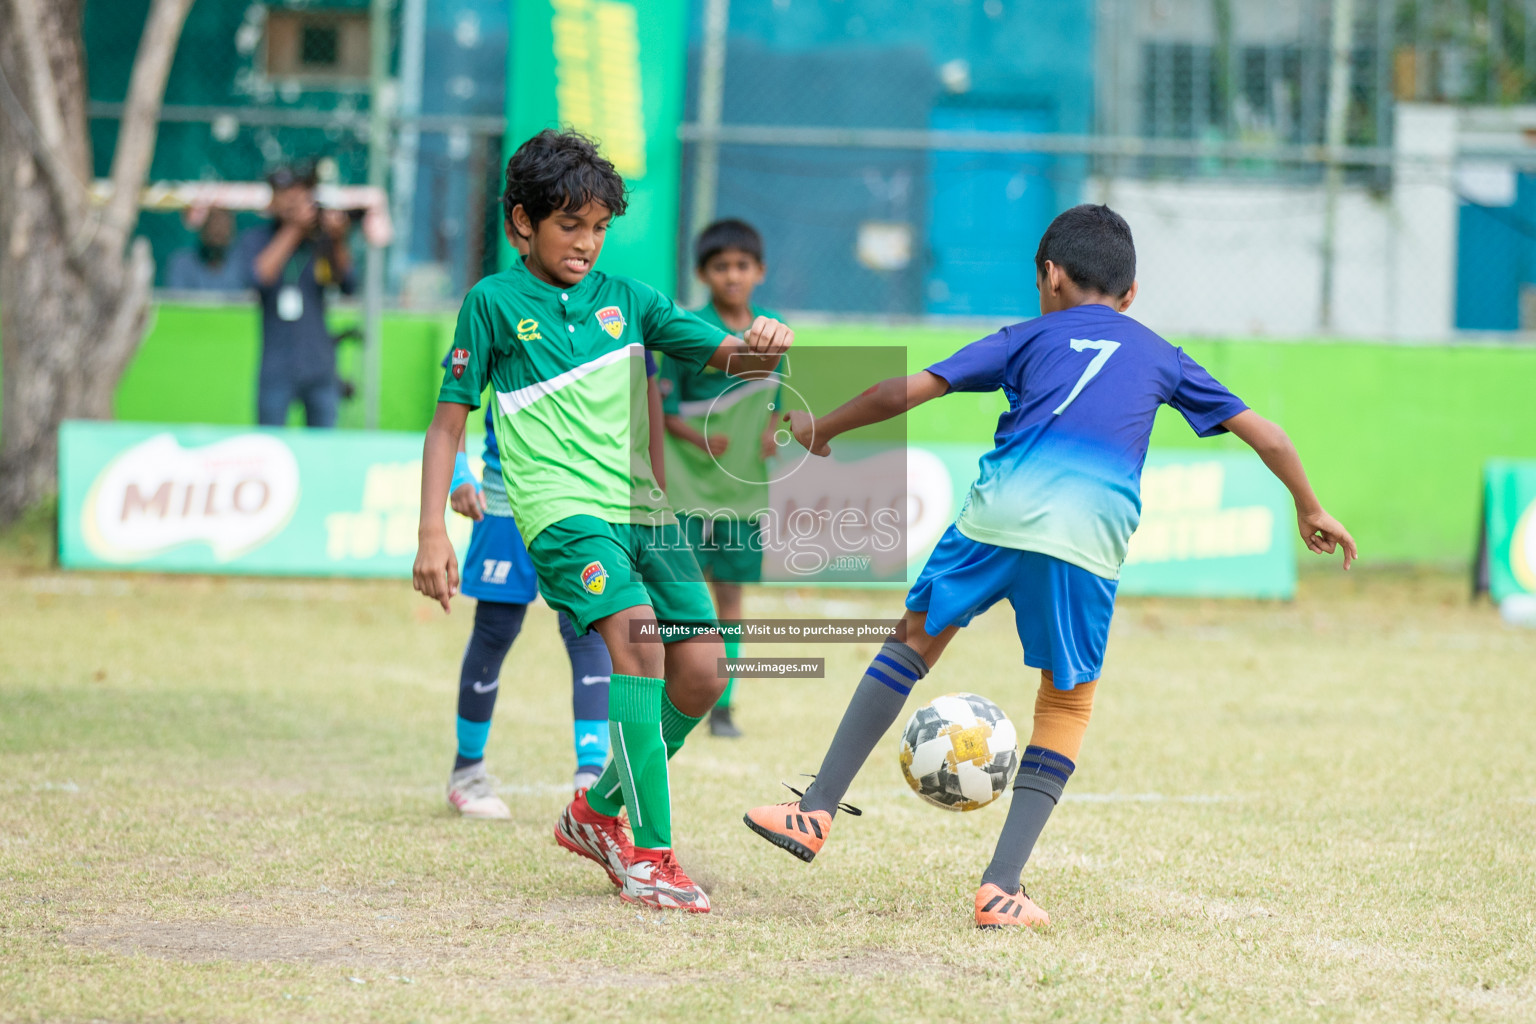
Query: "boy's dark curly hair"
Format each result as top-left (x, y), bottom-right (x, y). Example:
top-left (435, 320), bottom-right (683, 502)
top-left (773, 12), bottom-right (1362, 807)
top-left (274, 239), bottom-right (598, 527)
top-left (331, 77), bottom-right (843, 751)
top-left (1034, 204), bottom-right (1136, 298)
top-left (502, 129), bottom-right (629, 238)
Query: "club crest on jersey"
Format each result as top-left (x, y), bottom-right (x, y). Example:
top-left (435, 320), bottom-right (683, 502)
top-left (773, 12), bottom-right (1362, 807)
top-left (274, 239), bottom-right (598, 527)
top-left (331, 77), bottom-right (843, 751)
top-left (450, 348), bottom-right (470, 379)
top-left (595, 305), bottom-right (626, 340)
top-left (580, 560), bottom-right (608, 595)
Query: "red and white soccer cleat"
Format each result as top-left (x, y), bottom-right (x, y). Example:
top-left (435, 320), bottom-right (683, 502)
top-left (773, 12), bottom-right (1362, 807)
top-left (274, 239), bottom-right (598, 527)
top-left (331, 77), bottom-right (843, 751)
top-left (974, 882), bottom-right (1050, 929)
top-left (554, 789), bottom-right (632, 888)
top-left (619, 849), bottom-right (710, 912)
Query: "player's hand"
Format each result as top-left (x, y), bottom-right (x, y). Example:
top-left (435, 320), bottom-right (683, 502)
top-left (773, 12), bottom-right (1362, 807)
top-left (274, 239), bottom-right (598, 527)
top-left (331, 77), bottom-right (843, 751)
top-left (413, 531), bottom-right (460, 612)
top-left (743, 316), bottom-right (792, 356)
top-left (706, 433), bottom-right (730, 456)
top-left (784, 409), bottom-right (829, 457)
top-left (1298, 508), bottom-right (1357, 570)
top-left (450, 482), bottom-right (486, 521)
top-left (760, 428), bottom-right (780, 460)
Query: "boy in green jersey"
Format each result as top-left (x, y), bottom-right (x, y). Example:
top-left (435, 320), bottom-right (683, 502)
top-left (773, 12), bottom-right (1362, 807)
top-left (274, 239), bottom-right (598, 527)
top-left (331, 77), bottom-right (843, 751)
top-left (413, 130), bottom-right (791, 912)
top-left (660, 219), bottom-right (781, 738)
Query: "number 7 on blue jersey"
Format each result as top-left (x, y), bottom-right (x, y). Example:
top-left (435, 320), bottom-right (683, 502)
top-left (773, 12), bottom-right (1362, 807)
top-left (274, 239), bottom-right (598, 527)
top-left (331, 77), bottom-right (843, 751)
top-left (1052, 338), bottom-right (1122, 415)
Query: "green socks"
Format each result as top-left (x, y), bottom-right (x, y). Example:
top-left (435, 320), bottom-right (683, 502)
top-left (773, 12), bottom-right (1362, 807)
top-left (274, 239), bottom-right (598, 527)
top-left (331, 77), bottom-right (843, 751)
top-left (583, 678), bottom-right (704, 849)
top-left (587, 674), bottom-right (670, 848)
top-left (660, 691), bottom-right (705, 758)
top-left (718, 636), bottom-right (740, 708)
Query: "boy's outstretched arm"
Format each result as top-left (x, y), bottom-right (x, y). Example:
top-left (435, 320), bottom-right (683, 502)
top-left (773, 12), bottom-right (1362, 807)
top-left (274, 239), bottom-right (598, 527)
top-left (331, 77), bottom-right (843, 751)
top-left (414, 401), bottom-right (473, 611)
top-left (1222, 409), bottom-right (1357, 569)
top-left (786, 371), bottom-right (950, 456)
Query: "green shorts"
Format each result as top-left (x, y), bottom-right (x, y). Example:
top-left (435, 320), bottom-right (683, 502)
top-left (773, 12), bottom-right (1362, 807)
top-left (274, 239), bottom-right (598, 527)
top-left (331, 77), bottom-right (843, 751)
top-left (526, 514), bottom-right (719, 639)
top-left (680, 514), bottom-right (764, 584)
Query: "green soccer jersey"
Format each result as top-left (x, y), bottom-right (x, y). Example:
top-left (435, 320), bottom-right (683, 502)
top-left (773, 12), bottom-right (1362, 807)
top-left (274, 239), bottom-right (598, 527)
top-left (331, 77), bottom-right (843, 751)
top-left (659, 303), bottom-right (782, 520)
top-left (438, 258), bottom-right (729, 543)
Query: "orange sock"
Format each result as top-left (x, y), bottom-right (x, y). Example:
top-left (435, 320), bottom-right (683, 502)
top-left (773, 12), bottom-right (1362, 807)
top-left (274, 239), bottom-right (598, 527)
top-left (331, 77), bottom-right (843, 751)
top-left (1027, 673), bottom-right (1096, 762)
top-left (981, 673), bottom-right (1097, 895)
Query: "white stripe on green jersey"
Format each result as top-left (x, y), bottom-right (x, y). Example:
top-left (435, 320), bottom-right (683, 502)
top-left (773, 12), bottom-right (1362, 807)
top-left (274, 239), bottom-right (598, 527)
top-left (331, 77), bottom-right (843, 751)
top-left (438, 259), bottom-right (728, 544)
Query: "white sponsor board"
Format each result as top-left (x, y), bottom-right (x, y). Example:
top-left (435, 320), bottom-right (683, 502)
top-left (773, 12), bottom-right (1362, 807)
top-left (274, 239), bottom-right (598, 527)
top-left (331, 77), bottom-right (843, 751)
top-left (756, 445), bottom-right (954, 581)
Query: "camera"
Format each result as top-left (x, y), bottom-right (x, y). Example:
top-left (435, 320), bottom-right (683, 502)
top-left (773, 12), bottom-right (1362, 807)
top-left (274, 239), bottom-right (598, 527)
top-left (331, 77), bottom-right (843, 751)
top-left (266, 162), bottom-right (365, 237)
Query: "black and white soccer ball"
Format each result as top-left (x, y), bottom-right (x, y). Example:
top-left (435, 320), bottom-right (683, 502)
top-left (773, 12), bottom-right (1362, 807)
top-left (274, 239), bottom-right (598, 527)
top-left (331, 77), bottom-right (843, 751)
top-left (899, 692), bottom-right (1018, 811)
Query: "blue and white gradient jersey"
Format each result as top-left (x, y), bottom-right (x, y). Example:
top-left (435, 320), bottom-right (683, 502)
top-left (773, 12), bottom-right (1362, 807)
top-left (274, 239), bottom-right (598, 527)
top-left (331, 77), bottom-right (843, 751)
top-left (928, 303), bottom-right (1248, 580)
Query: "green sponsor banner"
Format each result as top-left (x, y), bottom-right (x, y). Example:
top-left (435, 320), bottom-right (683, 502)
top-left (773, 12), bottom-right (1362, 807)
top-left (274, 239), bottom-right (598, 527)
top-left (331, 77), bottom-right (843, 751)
top-left (752, 441), bottom-right (1294, 596)
top-left (1119, 450), bottom-right (1296, 598)
top-left (503, 0), bottom-right (687, 291)
top-left (58, 421), bottom-right (471, 577)
top-left (905, 445), bottom-right (1296, 598)
top-left (58, 421), bottom-right (1293, 595)
top-left (1483, 460), bottom-right (1536, 601)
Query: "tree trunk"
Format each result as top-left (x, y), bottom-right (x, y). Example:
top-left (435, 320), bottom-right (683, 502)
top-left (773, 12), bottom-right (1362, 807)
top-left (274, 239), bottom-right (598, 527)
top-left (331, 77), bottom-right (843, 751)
top-left (0, 0), bottom-right (190, 523)
top-left (0, 215), bottom-right (154, 518)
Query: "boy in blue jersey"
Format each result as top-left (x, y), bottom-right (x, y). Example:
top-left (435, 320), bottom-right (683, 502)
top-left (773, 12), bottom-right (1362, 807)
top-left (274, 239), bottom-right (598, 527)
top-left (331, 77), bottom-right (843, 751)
top-left (441, 336), bottom-right (669, 815)
top-left (744, 205), bottom-right (1356, 929)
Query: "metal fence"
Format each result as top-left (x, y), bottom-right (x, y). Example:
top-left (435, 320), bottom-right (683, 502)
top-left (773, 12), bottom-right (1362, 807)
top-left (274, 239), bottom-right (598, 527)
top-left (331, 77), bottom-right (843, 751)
top-left (680, 0), bottom-right (1536, 337)
top-left (83, 0), bottom-right (507, 304)
top-left (79, 0), bottom-right (1536, 339)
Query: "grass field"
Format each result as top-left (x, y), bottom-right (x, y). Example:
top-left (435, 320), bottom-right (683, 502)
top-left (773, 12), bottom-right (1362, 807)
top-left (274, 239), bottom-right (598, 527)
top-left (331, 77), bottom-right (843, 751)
top-left (3, 514), bottom-right (1535, 1023)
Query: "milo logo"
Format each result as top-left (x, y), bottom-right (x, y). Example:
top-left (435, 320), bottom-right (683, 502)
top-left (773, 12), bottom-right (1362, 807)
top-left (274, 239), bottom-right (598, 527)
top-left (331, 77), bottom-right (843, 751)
top-left (81, 433), bottom-right (300, 562)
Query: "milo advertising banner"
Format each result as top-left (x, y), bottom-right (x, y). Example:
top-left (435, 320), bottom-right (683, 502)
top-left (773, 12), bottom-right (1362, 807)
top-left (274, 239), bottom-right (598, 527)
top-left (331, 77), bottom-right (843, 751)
top-left (58, 421), bottom-right (471, 576)
top-left (1120, 450), bottom-right (1295, 597)
top-left (751, 443), bottom-right (1295, 597)
top-left (59, 422), bottom-right (1293, 596)
top-left (1482, 460), bottom-right (1536, 601)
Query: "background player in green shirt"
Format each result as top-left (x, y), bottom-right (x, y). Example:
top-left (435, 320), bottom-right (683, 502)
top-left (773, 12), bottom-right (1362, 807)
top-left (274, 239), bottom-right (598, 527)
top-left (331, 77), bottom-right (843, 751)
top-left (413, 130), bottom-right (791, 913)
top-left (660, 219), bottom-right (782, 738)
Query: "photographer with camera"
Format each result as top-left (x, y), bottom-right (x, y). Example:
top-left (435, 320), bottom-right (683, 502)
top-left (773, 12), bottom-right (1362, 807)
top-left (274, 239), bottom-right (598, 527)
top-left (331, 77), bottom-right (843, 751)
top-left (235, 161), bottom-right (356, 428)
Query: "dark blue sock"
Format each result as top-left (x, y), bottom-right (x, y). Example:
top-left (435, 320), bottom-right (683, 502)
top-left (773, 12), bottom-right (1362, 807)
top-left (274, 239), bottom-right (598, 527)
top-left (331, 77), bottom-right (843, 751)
top-left (559, 611), bottom-right (611, 769)
top-left (454, 600), bottom-right (526, 771)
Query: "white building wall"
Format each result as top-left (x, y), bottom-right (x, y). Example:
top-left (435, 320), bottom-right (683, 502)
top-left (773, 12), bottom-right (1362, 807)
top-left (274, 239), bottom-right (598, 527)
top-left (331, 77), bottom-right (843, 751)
top-left (1387, 105), bottom-right (1459, 339)
top-left (1085, 105), bottom-right (1458, 339)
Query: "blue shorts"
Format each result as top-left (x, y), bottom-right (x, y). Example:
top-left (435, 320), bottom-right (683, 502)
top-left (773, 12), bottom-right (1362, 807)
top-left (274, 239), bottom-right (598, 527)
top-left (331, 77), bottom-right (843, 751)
top-left (906, 525), bottom-right (1117, 689)
top-left (460, 513), bottom-right (540, 604)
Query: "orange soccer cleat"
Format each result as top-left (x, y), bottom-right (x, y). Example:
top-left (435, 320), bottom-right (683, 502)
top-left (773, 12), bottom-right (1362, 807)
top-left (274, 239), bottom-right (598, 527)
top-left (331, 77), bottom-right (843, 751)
top-left (974, 882), bottom-right (1050, 929)
top-left (744, 781), bottom-right (860, 863)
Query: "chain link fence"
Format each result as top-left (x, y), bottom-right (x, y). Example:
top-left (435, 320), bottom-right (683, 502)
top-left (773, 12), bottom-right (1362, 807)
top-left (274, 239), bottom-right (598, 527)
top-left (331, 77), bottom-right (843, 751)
top-left (84, 0), bottom-right (506, 305)
top-left (680, 0), bottom-right (1536, 338)
top-left (79, 0), bottom-right (1536, 338)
